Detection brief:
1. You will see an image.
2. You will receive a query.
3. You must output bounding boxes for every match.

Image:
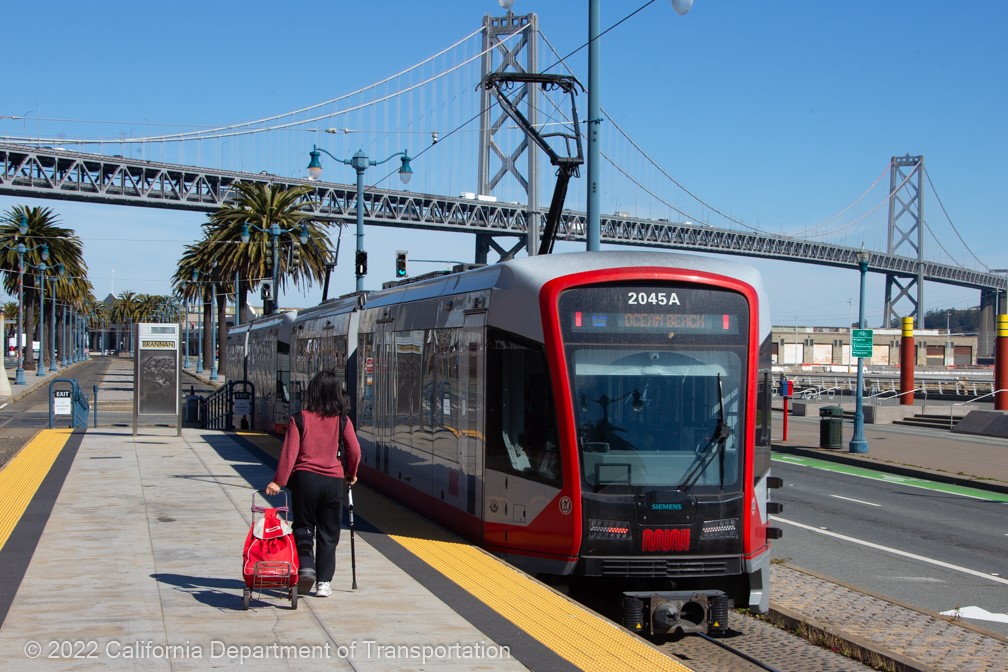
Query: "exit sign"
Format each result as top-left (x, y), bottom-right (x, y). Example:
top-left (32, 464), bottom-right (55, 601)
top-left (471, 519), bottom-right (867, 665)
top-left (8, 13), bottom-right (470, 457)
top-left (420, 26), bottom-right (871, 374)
top-left (852, 329), bottom-right (873, 358)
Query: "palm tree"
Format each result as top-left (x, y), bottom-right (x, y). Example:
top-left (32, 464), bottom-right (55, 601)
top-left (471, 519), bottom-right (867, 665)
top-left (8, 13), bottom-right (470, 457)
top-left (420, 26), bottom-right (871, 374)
top-left (0, 205), bottom-right (86, 370)
top-left (111, 290), bottom-right (142, 354)
top-left (210, 182), bottom-right (332, 321)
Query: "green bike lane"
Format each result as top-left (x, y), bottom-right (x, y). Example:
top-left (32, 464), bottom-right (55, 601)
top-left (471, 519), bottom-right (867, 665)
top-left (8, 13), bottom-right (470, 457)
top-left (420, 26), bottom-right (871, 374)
top-left (771, 451), bottom-right (1008, 502)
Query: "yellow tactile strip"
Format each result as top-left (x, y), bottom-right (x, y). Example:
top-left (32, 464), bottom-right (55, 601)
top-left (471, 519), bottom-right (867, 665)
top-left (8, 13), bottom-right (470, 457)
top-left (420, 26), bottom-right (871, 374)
top-left (390, 533), bottom-right (690, 671)
top-left (0, 429), bottom-right (72, 551)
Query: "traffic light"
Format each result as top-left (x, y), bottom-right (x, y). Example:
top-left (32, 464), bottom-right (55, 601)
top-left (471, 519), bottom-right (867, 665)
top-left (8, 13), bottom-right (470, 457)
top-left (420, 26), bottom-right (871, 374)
top-left (291, 244), bottom-right (301, 266)
top-left (395, 250), bottom-right (408, 278)
top-left (261, 281), bottom-right (274, 315)
top-left (355, 250), bottom-right (368, 277)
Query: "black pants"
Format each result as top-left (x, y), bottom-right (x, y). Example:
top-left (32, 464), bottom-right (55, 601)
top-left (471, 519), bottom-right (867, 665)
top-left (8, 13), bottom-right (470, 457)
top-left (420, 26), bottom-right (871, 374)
top-left (289, 470), bottom-right (344, 583)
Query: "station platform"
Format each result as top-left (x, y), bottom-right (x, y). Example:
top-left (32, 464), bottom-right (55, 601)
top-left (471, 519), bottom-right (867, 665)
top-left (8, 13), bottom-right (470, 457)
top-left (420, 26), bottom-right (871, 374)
top-left (0, 424), bottom-right (690, 671)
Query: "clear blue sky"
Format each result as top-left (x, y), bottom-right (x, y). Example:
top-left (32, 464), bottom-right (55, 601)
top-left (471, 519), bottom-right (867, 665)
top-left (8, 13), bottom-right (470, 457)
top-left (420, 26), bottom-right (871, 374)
top-left (1, 0), bottom-right (1004, 328)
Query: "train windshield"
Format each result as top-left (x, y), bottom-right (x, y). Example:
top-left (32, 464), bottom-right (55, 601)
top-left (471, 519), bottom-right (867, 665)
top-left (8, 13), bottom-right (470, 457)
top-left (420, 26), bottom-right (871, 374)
top-left (558, 285), bottom-right (750, 493)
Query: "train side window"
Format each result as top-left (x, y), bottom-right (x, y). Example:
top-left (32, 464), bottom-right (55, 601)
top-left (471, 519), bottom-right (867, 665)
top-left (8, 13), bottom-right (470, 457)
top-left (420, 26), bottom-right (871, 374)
top-left (485, 328), bottom-right (561, 485)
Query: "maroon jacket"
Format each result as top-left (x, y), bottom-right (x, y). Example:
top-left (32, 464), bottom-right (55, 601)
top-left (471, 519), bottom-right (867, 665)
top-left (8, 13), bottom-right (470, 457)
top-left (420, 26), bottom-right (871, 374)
top-left (272, 411), bottom-right (361, 486)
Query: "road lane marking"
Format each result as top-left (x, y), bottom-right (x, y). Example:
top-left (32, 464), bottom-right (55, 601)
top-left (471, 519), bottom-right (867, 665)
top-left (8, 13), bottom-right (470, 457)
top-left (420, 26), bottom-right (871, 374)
top-left (771, 454), bottom-right (1008, 503)
top-left (939, 606), bottom-right (1008, 624)
top-left (771, 515), bottom-right (1008, 586)
top-left (829, 494), bottom-right (880, 507)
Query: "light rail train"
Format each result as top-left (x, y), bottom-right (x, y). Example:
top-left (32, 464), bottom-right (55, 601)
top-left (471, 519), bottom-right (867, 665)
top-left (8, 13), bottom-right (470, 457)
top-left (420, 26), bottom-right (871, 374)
top-left (226, 250), bottom-right (783, 634)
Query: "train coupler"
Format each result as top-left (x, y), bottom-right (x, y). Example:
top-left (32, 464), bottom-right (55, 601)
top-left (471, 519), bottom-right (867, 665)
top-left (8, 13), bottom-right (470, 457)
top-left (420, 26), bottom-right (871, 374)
top-left (621, 589), bottom-right (729, 636)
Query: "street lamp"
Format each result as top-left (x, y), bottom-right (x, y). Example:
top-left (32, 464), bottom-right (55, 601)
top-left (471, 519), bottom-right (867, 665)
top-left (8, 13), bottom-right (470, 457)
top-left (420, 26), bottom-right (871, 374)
top-left (13, 213), bottom-right (28, 385)
top-left (192, 270), bottom-right (205, 374)
top-left (849, 247), bottom-right (869, 454)
top-left (307, 144), bottom-right (413, 292)
top-left (34, 245), bottom-right (50, 377)
top-left (585, 0), bottom-right (692, 251)
top-left (48, 263), bottom-right (64, 372)
top-left (240, 221), bottom-right (309, 316)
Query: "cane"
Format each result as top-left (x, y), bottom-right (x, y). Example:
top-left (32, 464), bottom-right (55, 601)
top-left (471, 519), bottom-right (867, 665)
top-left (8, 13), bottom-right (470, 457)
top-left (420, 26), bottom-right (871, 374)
top-left (347, 484), bottom-right (357, 590)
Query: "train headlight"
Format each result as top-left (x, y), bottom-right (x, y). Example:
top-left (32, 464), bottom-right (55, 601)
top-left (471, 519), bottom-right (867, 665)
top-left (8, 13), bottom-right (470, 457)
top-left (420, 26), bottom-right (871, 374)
top-left (700, 518), bottom-right (738, 541)
top-left (588, 519), bottom-right (632, 540)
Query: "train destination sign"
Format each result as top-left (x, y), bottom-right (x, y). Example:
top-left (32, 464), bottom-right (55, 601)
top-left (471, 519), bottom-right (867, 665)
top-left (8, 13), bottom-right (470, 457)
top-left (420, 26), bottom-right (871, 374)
top-left (571, 311), bottom-right (738, 334)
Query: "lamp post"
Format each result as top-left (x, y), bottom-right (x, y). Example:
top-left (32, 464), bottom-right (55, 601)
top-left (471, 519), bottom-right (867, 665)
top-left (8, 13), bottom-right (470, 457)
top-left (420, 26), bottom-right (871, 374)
top-left (192, 270), bottom-right (204, 374)
top-left (585, 0), bottom-right (692, 251)
top-left (35, 247), bottom-right (49, 377)
top-left (49, 264), bottom-right (63, 372)
top-left (210, 278), bottom-right (218, 381)
top-left (183, 292), bottom-right (190, 369)
top-left (240, 222), bottom-right (309, 316)
top-left (849, 248), bottom-right (869, 454)
top-left (13, 214), bottom-right (28, 385)
top-left (307, 144), bottom-right (413, 292)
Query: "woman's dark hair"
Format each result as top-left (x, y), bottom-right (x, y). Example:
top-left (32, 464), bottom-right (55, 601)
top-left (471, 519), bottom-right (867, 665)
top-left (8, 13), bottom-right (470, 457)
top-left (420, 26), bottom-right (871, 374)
top-left (302, 370), bottom-right (345, 418)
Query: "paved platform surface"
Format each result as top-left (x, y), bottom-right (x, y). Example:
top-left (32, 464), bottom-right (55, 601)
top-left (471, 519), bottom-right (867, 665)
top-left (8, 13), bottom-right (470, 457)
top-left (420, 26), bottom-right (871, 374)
top-left (0, 426), bottom-right (539, 671)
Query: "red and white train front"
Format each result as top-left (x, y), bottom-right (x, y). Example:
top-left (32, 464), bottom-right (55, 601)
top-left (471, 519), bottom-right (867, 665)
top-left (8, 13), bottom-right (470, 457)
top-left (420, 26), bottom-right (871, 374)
top-left (483, 255), bottom-right (779, 635)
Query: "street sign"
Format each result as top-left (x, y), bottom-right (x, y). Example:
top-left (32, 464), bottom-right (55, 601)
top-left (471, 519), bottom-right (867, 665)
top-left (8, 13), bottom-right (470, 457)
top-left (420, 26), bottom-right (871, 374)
top-left (852, 328), bottom-right (874, 358)
top-left (53, 389), bottom-right (72, 416)
top-left (234, 391), bottom-right (251, 417)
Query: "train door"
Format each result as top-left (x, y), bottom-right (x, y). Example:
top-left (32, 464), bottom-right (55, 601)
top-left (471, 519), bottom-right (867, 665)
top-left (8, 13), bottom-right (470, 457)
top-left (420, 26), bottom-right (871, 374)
top-left (462, 311), bottom-right (485, 535)
top-left (374, 318), bottom-right (395, 480)
top-left (275, 337), bottom-right (291, 432)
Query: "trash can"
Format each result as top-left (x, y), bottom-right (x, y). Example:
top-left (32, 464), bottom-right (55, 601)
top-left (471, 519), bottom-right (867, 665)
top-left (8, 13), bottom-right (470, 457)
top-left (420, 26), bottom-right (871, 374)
top-left (819, 406), bottom-right (844, 449)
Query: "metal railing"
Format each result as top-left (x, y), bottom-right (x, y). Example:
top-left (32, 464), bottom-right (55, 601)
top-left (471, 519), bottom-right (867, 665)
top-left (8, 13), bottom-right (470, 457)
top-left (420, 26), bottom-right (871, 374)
top-left (199, 380), bottom-right (255, 431)
top-left (949, 389), bottom-right (1008, 430)
top-left (48, 378), bottom-right (89, 429)
top-left (870, 386), bottom-right (927, 412)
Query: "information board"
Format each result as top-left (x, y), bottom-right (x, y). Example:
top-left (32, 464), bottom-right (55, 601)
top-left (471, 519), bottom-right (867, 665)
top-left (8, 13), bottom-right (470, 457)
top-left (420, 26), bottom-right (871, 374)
top-left (852, 329), bottom-right (874, 358)
top-left (134, 322), bottom-right (182, 436)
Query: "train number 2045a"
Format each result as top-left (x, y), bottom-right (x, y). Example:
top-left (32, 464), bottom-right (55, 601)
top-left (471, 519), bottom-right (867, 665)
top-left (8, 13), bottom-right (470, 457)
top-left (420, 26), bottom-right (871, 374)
top-left (627, 292), bottom-right (680, 306)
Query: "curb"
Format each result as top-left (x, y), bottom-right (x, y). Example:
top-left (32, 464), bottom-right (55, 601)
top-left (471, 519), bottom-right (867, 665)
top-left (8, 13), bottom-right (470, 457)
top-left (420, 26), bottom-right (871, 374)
top-left (764, 603), bottom-right (936, 672)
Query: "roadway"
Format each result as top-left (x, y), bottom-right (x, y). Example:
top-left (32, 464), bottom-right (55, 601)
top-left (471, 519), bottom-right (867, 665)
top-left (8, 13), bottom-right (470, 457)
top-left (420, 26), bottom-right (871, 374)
top-left (770, 415), bottom-right (1008, 637)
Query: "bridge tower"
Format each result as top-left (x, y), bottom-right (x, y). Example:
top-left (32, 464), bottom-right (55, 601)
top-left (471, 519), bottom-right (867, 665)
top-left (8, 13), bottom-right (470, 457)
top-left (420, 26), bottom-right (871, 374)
top-left (883, 155), bottom-right (925, 328)
top-left (476, 9), bottom-right (539, 263)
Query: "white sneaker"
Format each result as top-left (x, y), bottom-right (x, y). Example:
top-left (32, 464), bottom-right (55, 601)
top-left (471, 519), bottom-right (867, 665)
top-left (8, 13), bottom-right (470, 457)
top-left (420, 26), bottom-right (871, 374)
top-left (314, 581), bottom-right (332, 598)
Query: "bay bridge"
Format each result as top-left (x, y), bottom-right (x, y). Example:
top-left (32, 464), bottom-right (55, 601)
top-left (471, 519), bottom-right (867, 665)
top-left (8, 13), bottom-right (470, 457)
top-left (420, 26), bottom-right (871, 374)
top-left (1, 8), bottom-right (1004, 349)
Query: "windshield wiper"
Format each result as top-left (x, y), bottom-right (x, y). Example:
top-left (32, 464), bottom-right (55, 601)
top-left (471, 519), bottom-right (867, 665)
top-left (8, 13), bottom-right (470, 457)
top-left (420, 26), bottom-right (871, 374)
top-left (678, 374), bottom-right (732, 491)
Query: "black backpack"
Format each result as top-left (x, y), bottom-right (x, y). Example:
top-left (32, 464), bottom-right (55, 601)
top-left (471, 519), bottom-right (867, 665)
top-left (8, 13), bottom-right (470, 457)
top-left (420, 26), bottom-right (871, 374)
top-left (292, 411), bottom-right (347, 462)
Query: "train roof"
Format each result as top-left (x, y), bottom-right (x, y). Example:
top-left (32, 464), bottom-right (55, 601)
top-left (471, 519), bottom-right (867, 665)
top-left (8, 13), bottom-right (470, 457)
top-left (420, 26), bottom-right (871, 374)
top-left (230, 311), bottom-right (296, 335)
top-left (285, 251), bottom-right (769, 339)
top-left (366, 250), bottom-right (766, 301)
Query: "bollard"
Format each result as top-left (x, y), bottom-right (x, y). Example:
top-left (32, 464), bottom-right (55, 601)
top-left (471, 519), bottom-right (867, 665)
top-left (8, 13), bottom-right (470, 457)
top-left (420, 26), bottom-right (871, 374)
top-left (899, 317), bottom-right (914, 405)
top-left (996, 315), bottom-right (1008, 411)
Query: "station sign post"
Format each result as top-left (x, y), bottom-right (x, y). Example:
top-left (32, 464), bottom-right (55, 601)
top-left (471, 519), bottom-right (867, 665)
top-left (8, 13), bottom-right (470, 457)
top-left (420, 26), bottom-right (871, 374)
top-left (133, 322), bottom-right (182, 436)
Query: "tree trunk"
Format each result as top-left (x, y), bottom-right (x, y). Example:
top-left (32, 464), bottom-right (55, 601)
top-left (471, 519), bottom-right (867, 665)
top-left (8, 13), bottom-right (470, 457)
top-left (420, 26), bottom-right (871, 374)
top-left (216, 292), bottom-right (228, 377)
top-left (238, 279), bottom-right (250, 325)
top-left (23, 294), bottom-right (36, 369)
top-left (201, 289), bottom-right (212, 370)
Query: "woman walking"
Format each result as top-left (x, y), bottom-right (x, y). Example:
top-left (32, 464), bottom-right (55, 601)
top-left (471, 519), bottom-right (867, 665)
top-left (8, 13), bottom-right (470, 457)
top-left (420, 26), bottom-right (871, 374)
top-left (266, 370), bottom-right (360, 597)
